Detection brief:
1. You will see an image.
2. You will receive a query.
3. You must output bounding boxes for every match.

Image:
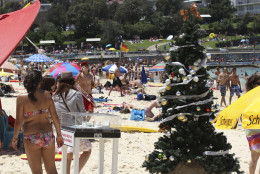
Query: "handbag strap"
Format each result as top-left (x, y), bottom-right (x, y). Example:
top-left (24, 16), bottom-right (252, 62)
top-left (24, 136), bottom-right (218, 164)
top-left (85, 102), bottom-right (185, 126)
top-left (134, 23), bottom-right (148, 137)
top-left (61, 94), bottom-right (71, 112)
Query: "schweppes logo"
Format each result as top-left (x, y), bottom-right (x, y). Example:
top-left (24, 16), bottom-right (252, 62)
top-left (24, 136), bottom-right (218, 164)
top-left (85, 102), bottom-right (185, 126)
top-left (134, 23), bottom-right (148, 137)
top-left (247, 115), bottom-right (260, 126)
top-left (219, 116), bottom-right (233, 126)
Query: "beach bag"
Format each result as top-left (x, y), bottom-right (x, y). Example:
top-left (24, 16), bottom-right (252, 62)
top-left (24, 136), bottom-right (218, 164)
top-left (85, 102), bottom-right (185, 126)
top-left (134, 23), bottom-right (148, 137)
top-left (130, 109), bottom-right (145, 121)
top-left (137, 93), bottom-right (143, 100)
top-left (144, 95), bottom-right (156, 101)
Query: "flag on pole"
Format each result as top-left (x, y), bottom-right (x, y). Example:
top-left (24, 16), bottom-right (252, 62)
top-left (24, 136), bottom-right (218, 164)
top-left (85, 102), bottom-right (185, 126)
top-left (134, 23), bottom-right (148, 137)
top-left (121, 42), bottom-right (129, 52)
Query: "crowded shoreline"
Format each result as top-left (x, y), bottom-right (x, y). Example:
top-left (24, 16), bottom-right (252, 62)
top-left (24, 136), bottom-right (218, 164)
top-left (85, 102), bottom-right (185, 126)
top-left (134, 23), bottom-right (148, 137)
top-left (0, 58), bottom-right (259, 173)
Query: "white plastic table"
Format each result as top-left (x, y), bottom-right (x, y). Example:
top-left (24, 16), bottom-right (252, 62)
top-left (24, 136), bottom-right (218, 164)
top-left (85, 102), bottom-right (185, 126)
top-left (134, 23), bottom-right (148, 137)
top-left (61, 135), bottom-right (119, 174)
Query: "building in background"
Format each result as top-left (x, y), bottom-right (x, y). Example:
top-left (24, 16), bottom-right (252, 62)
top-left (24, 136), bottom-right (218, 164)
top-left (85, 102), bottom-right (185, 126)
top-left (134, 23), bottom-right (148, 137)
top-left (231, 0), bottom-right (260, 16)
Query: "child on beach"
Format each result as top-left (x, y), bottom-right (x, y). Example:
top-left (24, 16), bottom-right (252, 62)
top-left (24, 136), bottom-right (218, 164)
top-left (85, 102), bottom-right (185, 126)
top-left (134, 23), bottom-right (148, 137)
top-left (245, 74), bottom-right (260, 174)
top-left (13, 70), bottom-right (63, 174)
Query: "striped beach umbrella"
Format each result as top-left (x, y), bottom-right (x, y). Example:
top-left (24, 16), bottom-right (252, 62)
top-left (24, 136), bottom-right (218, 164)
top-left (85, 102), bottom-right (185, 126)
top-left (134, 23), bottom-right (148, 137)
top-left (49, 62), bottom-right (81, 78)
top-left (149, 61), bottom-right (165, 72)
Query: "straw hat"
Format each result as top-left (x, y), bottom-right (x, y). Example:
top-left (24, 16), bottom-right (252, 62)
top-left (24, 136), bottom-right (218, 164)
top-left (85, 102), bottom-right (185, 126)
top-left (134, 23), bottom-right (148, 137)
top-left (59, 71), bottom-right (74, 81)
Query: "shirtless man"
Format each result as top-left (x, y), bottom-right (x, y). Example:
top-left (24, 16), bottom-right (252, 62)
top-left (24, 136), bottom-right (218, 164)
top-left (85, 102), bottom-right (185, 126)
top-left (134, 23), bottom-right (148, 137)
top-left (133, 76), bottom-right (143, 89)
top-left (218, 68), bottom-right (228, 107)
top-left (229, 68), bottom-right (241, 105)
top-left (108, 62), bottom-right (124, 96)
top-left (75, 62), bottom-right (95, 112)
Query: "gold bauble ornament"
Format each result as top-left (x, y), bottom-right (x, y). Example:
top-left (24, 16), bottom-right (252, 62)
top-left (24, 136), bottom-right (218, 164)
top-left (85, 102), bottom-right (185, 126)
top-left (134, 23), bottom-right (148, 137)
top-left (165, 56), bottom-right (171, 61)
top-left (169, 76), bottom-right (173, 80)
top-left (182, 76), bottom-right (187, 80)
top-left (187, 160), bottom-right (191, 163)
top-left (166, 85), bottom-right (171, 90)
top-left (145, 155), bottom-right (149, 162)
top-left (161, 99), bottom-right (167, 105)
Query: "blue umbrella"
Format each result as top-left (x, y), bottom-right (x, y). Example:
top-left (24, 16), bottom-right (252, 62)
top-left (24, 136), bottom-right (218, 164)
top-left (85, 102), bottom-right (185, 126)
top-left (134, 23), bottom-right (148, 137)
top-left (102, 64), bottom-right (128, 73)
top-left (25, 54), bottom-right (54, 62)
top-left (105, 44), bottom-right (112, 48)
top-left (141, 66), bottom-right (147, 84)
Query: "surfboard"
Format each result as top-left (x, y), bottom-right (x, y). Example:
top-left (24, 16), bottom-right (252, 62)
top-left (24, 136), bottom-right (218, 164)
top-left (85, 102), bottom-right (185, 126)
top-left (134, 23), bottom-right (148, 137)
top-left (21, 154), bottom-right (62, 161)
top-left (112, 125), bottom-right (158, 133)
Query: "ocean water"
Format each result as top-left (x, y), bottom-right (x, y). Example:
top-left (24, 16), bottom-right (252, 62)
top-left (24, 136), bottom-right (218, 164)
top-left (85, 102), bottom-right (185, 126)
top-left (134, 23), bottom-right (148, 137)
top-left (207, 67), bottom-right (260, 90)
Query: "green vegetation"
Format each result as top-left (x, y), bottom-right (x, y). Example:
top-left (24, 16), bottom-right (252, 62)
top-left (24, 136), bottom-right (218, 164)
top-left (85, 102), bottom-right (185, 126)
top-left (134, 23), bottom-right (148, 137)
top-left (124, 40), bottom-right (170, 51)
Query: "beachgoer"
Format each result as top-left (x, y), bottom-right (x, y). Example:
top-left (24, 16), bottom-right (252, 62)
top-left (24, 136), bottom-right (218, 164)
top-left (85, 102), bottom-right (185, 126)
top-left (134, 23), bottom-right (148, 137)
top-left (145, 99), bottom-right (160, 122)
top-left (40, 75), bottom-right (56, 95)
top-left (108, 62), bottom-right (124, 97)
top-left (132, 76), bottom-right (143, 89)
top-left (12, 70), bottom-right (63, 174)
top-left (75, 62), bottom-right (95, 113)
top-left (245, 74), bottom-right (260, 174)
top-left (215, 67), bottom-right (220, 76)
top-left (229, 68), bottom-right (241, 105)
top-left (53, 71), bottom-right (92, 174)
top-left (218, 68), bottom-right (228, 107)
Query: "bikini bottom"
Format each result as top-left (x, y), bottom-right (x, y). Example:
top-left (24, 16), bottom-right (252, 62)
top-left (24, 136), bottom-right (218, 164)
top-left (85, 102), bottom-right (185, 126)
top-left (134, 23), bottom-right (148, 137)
top-left (24, 132), bottom-right (54, 148)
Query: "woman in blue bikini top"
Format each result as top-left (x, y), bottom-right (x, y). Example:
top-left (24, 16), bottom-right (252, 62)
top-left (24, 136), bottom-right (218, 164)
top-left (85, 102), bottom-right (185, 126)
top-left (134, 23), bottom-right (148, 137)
top-left (12, 70), bottom-right (63, 174)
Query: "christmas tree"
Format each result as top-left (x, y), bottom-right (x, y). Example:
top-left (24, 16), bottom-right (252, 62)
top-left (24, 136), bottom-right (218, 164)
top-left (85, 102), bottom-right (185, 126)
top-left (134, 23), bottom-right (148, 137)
top-left (143, 4), bottom-right (241, 174)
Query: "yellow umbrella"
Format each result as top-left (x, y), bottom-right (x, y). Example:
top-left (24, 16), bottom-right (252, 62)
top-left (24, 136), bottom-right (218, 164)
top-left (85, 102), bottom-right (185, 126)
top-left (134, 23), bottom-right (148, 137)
top-left (108, 48), bottom-right (116, 51)
top-left (214, 86), bottom-right (260, 129)
top-left (81, 57), bottom-right (89, 60)
top-left (0, 69), bottom-right (14, 76)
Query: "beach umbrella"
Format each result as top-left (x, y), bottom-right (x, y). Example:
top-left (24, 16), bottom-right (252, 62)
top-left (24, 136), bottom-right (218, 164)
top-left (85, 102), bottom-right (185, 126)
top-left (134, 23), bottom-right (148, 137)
top-left (25, 54), bottom-right (54, 62)
top-left (0, 69), bottom-right (14, 76)
top-left (108, 48), bottom-right (116, 51)
top-left (49, 62), bottom-right (81, 78)
top-left (0, 61), bottom-right (19, 73)
top-left (149, 61), bottom-right (165, 72)
top-left (240, 39), bottom-right (246, 42)
top-left (214, 86), bottom-right (260, 129)
top-left (81, 57), bottom-right (89, 60)
top-left (106, 44), bottom-right (112, 48)
top-left (102, 64), bottom-right (128, 74)
top-left (141, 66), bottom-right (147, 84)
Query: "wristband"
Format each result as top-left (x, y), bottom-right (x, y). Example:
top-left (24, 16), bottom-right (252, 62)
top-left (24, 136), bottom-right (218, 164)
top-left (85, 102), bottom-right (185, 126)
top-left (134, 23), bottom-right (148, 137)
top-left (12, 137), bottom-right (18, 141)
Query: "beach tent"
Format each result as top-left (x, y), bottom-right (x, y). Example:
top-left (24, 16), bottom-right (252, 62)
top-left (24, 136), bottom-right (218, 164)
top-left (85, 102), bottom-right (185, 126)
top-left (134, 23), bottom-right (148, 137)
top-left (149, 61), bottom-right (165, 72)
top-left (102, 64), bottom-right (128, 74)
top-left (0, 0), bottom-right (40, 66)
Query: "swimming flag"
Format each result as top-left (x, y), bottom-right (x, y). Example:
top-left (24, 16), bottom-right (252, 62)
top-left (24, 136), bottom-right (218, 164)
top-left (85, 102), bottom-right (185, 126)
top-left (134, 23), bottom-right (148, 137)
top-left (121, 43), bottom-right (129, 52)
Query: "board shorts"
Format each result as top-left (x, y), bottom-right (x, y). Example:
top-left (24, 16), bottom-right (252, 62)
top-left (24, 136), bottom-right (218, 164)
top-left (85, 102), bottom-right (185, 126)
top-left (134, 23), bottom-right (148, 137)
top-left (112, 77), bottom-right (122, 87)
top-left (82, 94), bottom-right (94, 111)
top-left (219, 85), bottom-right (226, 96)
top-left (230, 85), bottom-right (240, 97)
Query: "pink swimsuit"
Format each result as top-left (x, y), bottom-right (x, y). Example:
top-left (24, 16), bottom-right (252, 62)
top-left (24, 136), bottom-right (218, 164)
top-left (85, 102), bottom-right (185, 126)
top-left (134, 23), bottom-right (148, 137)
top-left (23, 109), bottom-right (54, 148)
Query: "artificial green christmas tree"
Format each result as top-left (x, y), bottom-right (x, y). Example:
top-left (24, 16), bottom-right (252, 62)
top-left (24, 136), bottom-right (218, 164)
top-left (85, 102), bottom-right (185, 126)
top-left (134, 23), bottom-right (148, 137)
top-left (143, 4), bottom-right (241, 174)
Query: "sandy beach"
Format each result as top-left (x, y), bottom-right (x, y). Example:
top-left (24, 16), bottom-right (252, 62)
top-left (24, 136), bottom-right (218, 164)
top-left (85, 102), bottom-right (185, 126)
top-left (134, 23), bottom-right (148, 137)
top-left (0, 79), bottom-right (254, 174)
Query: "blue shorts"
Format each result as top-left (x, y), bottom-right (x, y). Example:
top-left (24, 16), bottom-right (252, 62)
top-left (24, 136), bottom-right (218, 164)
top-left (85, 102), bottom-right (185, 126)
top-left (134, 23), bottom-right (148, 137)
top-left (219, 85), bottom-right (226, 96)
top-left (230, 85), bottom-right (240, 97)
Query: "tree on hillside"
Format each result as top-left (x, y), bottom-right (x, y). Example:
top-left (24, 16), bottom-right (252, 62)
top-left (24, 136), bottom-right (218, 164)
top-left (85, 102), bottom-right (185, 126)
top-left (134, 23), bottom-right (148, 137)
top-left (207, 0), bottom-right (236, 22)
top-left (143, 4), bottom-right (241, 174)
top-left (156, 0), bottom-right (183, 16)
top-left (114, 0), bottom-right (143, 24)
top-left (253, 14), bottom-right (260, 33)
top-left (47, 0), bottom-right (71, 31)
top-left (237, 12), bottom-right (251, 34)
top-left (100, 20), bottom-right (123, 47)
top-left (0, 1), bottom-right (22, 14)
top-left (67, 2), bottom-right (97, 38)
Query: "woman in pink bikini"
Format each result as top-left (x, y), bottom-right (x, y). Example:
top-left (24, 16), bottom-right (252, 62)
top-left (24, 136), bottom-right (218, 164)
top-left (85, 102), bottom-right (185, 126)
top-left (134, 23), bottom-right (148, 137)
top-left (12, 70), bottom-right (63, 174)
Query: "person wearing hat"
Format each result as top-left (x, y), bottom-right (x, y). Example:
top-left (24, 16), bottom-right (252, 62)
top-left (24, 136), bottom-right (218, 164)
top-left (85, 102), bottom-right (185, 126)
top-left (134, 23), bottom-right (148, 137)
top-left (53, 71), bottom-right (92, 174)
top-left (75, 62), bottom-right (95, 112)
